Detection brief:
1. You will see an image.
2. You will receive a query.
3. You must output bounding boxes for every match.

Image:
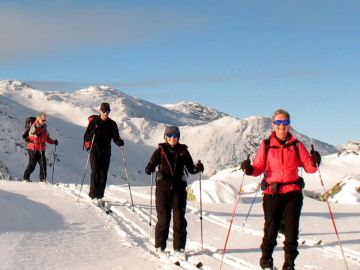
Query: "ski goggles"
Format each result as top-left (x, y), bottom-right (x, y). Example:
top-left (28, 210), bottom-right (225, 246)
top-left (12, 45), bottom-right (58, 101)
top-left (166, 133), bottom-right (179, 138)
top-left (273, 119), bottom-right (290, 125)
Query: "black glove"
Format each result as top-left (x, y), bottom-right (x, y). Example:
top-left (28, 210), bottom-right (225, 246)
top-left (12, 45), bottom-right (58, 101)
top-left (54, 139), bottom-right (58, 146)
top-left (240, 154), bottom-right (253, 175)
top-left (145, 167), bottom-right (153, 175)
top-left (195, 160), bottom-right (204, 173)
top-left (310, 145), bottom-right (321, 167)
top-left (119, 139), bottom-right (124, 147)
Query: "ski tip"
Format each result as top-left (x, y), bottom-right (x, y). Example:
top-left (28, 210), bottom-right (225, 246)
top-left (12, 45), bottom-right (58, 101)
top-left (174, 261), bottom-right (180, 266)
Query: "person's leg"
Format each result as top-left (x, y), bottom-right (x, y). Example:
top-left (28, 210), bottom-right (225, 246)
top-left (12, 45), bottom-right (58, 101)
top-left (89, 150), bottom-right (99, 199)
top-left (282, 191), bottom-right (303, 269)
top-left (172, 187), bottom-right (187, 251)
top-left (260, 194), bottom-right (285, 268)
top-left (155, 183), bottom-right (172, 250)
top-left (97, 152), bottom-right (111, 199)
top-left (38, 151), bottom-right (47, 181)
top-left (23, 150), bottom-right (37, 181)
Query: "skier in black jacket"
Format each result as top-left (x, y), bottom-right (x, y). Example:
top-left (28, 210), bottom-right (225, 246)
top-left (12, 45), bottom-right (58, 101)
top-left (145, 126), bottom-right (204, 259)
top-left (83, 103), bottom-right (124, 204)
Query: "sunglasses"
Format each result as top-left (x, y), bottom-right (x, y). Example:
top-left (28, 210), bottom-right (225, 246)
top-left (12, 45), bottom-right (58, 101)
top-left (41, 119), bottom-right (46, 122)
top-left (273, 119), bottom-right (290, 125)
top-left (166, 133), bottom-right (179, 139)
top-left (102, 110), bottom-right (111, 114)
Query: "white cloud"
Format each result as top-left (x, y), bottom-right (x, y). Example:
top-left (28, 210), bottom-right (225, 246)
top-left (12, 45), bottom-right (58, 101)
top-left (0, 6), bottom-right (206, 59)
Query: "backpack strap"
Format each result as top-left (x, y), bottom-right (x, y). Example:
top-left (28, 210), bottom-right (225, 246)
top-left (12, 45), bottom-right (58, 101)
top-left (264, 137), bottom-right (300, 163)
top-left (159, 145), bottom-right (176, 176)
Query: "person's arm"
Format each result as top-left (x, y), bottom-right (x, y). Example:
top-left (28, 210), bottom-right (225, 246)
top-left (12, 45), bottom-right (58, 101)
top-left (145, 148), bottom-right (160, 175)
top-left (298, 142), bottom-right (317, 173)
top-left (83, 118), bottom-right (97, 142)
top-left (112, 121), bottom-right (124, 147)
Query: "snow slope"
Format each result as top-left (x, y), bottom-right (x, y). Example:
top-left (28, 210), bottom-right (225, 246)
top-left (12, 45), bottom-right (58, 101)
top-left (1, 178), bottom-right (359, 270)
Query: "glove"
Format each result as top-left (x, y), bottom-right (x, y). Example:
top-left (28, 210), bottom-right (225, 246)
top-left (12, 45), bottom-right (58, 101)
top-left (310, 145), bottom-right (321, 167)
top-left (119, 139), bottom-right (124, 147)
top-left (240, 154), bottom-right (253, 175)
top-left (195, 160), bottom-right (204, 173)
top-left (145, 167), bottom-right (154, 175)
top-left (54, 139), bottom-right (58, 145)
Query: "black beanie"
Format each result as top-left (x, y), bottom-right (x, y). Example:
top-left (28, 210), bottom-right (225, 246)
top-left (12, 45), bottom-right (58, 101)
top-left (100, 103), bottom-right (110, 113)
top-left (164, 126), bottom-right (180, 139)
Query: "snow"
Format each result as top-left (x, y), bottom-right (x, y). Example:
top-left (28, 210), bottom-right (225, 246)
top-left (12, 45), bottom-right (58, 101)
top-left (0, 80), bottom-right (360, 269)
top-left (1, 175), bottom-right (360, 270)
top-left (1, 150), bottom-right (360, 270)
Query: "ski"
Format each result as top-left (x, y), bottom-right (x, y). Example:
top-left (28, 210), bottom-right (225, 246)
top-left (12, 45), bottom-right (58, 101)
top-left (100, 202), bottom-right (112, 215)
top-left (93, 200), bottom-right (113, 215)
top-left (300, 239), bottom-right (322, 245)
top-left (174, 261), bottom-right (204, 269)
top-left (173, 259), bottom-right (203, 269)
top-left (151, 247), bottom-right (203, 270)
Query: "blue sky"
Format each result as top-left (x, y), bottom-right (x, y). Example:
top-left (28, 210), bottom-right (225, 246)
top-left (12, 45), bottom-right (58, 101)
top-left (1, 0), bottom-right (359, 145)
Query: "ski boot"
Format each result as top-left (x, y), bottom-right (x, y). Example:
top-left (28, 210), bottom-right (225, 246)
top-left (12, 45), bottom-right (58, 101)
top-left (260, 256), bottom-right (273, 270)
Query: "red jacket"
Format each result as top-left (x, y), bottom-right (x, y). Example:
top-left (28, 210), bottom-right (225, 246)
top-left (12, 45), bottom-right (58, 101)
top-left (27, 120), bottom-right (55, 151)
top-left (251, 131), bottom-right (317, 194)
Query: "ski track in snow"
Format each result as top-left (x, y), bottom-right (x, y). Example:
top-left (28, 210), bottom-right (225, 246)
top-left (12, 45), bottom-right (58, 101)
top-left (55, 183), bottom-right (360, 270)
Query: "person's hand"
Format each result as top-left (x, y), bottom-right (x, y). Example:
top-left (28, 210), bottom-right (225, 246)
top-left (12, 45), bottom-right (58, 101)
top-left (310, 144), bottom-right (321, 167)
top-left (145, 167), bottom-right (153, 175)
top-left (240, 154), bottom-right (253, 175)
top-left (54, 139), bottom-right (58, 145)
top-left (119, 139), bottom-right (124, 147)
top-left (195, 160), bottom-right (204, 173)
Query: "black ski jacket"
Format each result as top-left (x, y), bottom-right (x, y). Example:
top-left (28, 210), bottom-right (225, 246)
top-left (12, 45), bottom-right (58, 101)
top-left (83, 115), bottom-right (123, 152)
top-left (145, 143), bottom-right (197, 184)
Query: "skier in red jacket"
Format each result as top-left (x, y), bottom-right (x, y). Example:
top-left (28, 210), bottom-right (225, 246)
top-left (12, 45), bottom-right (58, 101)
top-left (23, 112), bottom-right (58, 182)
top-left (240, 109), bottom-right (321, 270)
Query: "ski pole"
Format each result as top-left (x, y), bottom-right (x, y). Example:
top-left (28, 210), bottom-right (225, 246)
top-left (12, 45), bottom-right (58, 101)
top-left (312, 145), bottom-right (349, 270)
top-left (51, 145), bottom-right (57, 183)
top-left (219, 171), bottom-right (246, 270)
top-left (199, 169), bottom-right (204, 251)
top-left (239, 180), bottom-right (261, 233)
top-left (121, 146), bottom-right (135, 211)
top-left (77, 134), bottom-right (96, 202)
top-left (148, 172), bottom-right (154, 259)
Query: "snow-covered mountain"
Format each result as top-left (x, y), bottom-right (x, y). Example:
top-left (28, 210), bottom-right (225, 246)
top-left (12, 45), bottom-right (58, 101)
top-left (0, 80), bottom-right (337, 183)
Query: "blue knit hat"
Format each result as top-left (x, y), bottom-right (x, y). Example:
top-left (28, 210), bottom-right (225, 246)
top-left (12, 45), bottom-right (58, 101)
top-left (164, 126), bottom-right (180, 139)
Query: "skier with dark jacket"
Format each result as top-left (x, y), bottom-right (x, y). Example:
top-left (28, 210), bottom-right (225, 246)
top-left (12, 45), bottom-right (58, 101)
top-left (240, 109), bottom-right (321, 270)
top-left (83, 103), bottom-right (124, 204)
top-left (23, 112), bottom-right (58, 182)
top-left (145, 126), bottom-right (204, 259)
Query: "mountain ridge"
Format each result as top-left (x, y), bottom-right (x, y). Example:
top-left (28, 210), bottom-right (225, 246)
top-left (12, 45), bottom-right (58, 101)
top-left (0, 79), bottom-right (338, 182)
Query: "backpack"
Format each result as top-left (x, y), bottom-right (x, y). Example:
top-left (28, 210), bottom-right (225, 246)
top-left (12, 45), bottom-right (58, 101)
top-left (83, 115), bottom-right (97, 151)
top-left (22, 117), bottom-right (36, 141)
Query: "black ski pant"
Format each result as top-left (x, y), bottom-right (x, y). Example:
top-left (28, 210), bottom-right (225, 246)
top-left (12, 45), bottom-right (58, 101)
top-left (155, 181), bottom-right (187, 251)
top-left (23, 150), bottom-right (47, 181)
top-left (261, 191), bottom-right (303, 267)
top-left (89, 147), bottom-right (111, 199)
